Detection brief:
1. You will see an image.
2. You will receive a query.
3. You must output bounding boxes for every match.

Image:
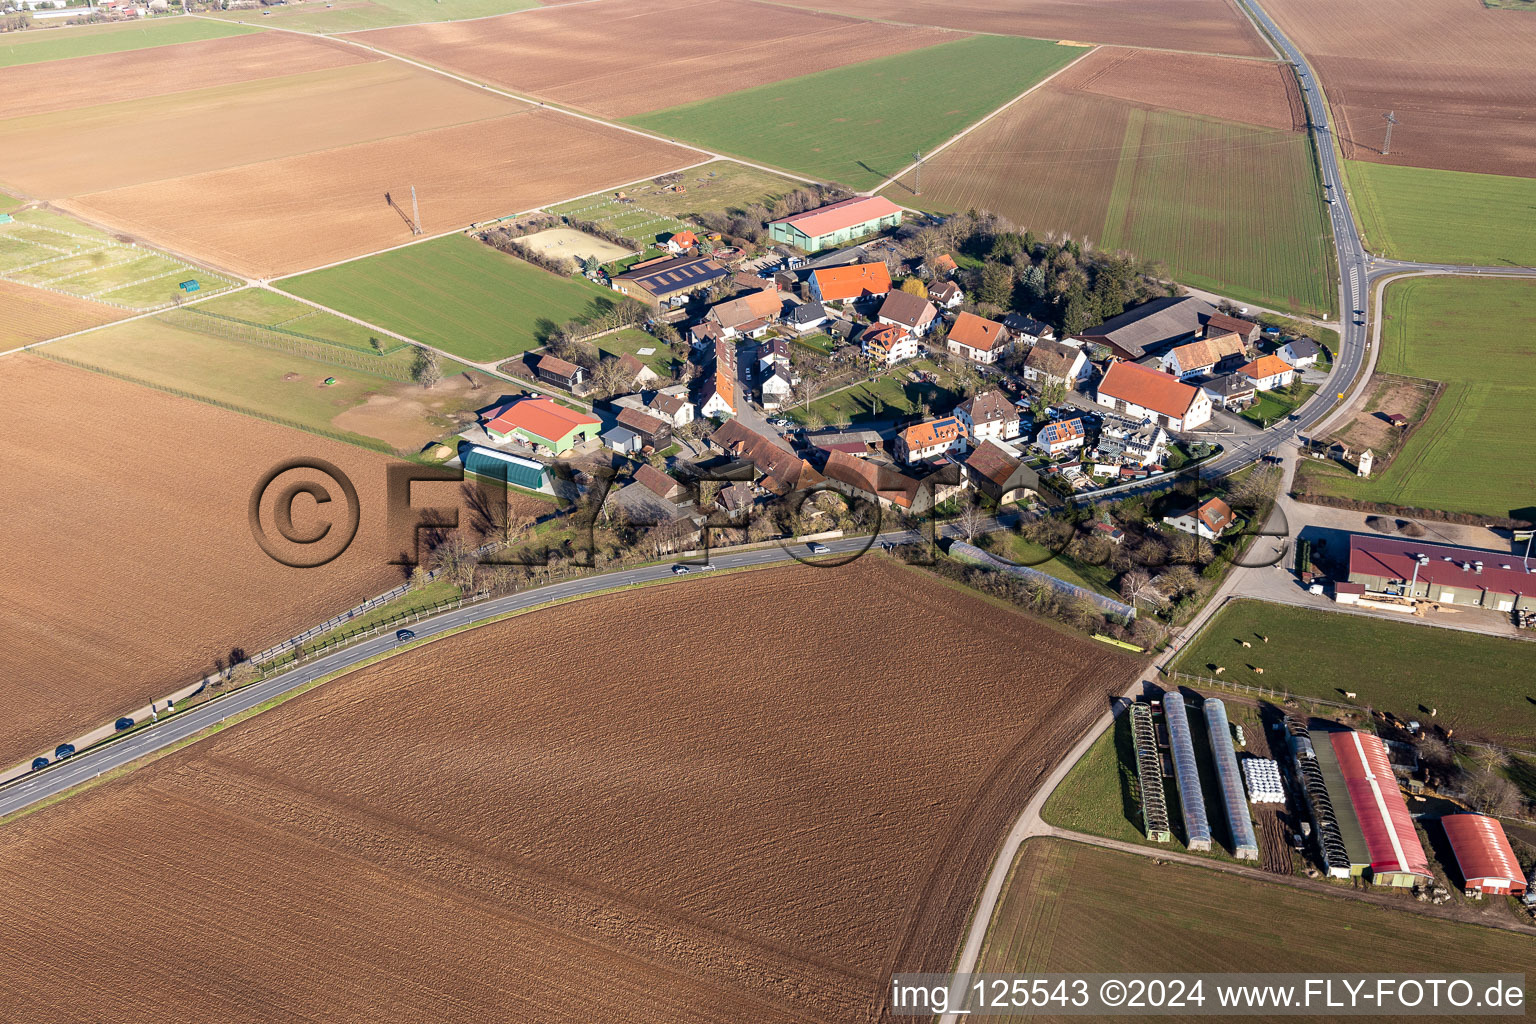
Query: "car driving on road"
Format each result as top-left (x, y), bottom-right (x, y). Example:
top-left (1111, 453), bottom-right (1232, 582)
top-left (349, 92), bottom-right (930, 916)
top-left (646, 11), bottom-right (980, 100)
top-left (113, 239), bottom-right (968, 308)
top-left (395, 628), bottom-right (416, 642)
top-left (807, 542), bottom-right (831, 554)
top-left (672, 564), bottom-right (692, 574)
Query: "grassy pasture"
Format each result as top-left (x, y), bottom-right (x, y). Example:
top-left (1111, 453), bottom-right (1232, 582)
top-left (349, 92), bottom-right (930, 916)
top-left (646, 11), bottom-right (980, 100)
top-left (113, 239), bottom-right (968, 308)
top-left (1297, 276), bottom-right (1536, 518)
top-left (978, 839), bottom-right (1535, 992)
top-left (203, 0), bottom-right (537, 34)
top-left (594, 327), bottom-right (678, 378)
top-left (627, 36), bottom-right (1084, 190)
top-left (548, 160), bottom-right (802, 245)
top-left (281, 233), bottom-right (620, 363)
top-left (785, 358), bottom-right (961, 426)
top-left (0, 17), bottom-right (258, 68)
top-left (196, 288), bottom-right (404, 353)
top-left (1172, 599), bottom-right (1536, 745)
top-left (1344, 160), bottom-right (1536, 267)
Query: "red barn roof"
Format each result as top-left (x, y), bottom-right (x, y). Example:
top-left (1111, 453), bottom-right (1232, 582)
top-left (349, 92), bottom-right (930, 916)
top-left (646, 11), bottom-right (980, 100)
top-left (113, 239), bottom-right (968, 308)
top-left (770, 196), bottom-right (902, 239)
top-left (486, 398), bottom-right (598, 443)
top-left (1441, 814), bottom-right (1525, 893)
top-left (1348, 534), bottom-right (1536, 598)
top-left (1329, 729), bottom-right (1430, 882)
top-left (1097, 361), bottom-right (1200, 420)
top-left (811, 262), bottom-right (891, 302)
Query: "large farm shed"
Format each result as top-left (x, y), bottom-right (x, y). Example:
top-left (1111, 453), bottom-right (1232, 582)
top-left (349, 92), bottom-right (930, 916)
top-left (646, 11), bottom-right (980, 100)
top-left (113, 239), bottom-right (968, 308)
top-left (484, 398), bottom-right (599, 454)
top-left (461, 443), bottom-right (549, 493)
top-left (1287, 720), bottom-right (1356, 878)
top-left (768, 196), bottom-right (903, 251)
top-left (1160, 693), bottom-right (1211, 851)
top-left (611, 254), bottom-right (728, 307)
top-left (1344, 534), bottom-right (1536, 613)
top-left (1440, 815), bottom-right (1525, 897)
top-left (1309, 721), bottom-right (1431, 888)
top-left (1202, 698), bottom-right (1257, 860)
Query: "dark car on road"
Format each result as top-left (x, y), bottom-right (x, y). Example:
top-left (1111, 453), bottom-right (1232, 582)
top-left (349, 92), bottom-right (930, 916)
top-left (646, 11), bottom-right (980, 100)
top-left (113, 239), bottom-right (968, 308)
top-left (31, 757), bottom-right (48, 772)
top-left (54, 743), bottom-right (75, 760)
top-left (115, 717), bottom-right (134, 731)
top-left (396, 628), bottom-right (416, 643)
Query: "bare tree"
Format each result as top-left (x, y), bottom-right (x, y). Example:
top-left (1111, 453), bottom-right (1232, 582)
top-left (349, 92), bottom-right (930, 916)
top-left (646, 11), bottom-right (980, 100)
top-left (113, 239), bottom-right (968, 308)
top-left (411, 345), bottom-right (442, 389)
top-left (955, 497), bottom-right (986, 541)
top-left (1118, 569), bottom-right (1168, 609)
top-left (429, 534), bottom-right (479, 590)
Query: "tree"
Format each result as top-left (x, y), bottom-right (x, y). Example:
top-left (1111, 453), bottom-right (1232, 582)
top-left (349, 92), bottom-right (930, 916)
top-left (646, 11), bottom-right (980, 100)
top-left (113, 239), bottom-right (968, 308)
top-left (1020, 262), bottom-right (1046, 301)
top-left (411, 345), bottom-right (442, 389)
top-left (900, 277), bottom-right (929, 299)
top-left (1154, 564), bottom-right (1201, 601)
top-left (1118, 569), bottom-right (1168, 609)
top-left (1031, 378), bottom-right (1067, 418)
top-left (429, 534), bottom-right (479, 589)
top-left (955, 496), bottom-right (986, 541)
top-left (977, 262), bottom-right (1014, 308)
top-left (1061, 290), bottom-right (1094, 336)
top-left (369, 336), bottom-right (385, 355)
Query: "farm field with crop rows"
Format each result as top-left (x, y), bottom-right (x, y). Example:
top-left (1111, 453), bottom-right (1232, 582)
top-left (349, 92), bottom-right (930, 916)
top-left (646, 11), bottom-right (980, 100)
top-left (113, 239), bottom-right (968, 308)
top-left (1295, 276), bottom-right (1536, 519)
top-left (0, 280), bottom-right (124, 347)
top-left (352, 0), bottom-right (953, 118)
top-left (0, 558), bottom-right (1137, 1021)
top-left (628, 35), bottom-right (1085, 190)
top-left (282, 232), bottom-right (620, 363)
top-left (1344, 161), bottom-right (1536, 266)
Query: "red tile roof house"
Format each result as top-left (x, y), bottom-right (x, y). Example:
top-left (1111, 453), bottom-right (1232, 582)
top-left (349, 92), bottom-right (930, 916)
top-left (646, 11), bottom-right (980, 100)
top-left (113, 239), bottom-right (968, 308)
top-left (1162, 496), bottom-right (1235, 540)
top-left (664, 229), bottom-right (699, 254)
top-left (1095, 361), bottom-right (1213, 431)
top-left (1237, 353), bottom-right (1297, 391)
top-left (860, 322), bottom-right (917, 367)
top-left (707, 288), bottom-right (783, 339)
top-left (808, 262), bottom-right (891, 307)
top-left (1034, 417), bottom-right (1087, 456)
top-left (945, 311), bottom-right (1012, 365)
top-left (894, 416), bottom-right (964, 464)
top-left (876, 290), bottom-right (939, 337)
top-left (819, 449), bottom-right (959, 515)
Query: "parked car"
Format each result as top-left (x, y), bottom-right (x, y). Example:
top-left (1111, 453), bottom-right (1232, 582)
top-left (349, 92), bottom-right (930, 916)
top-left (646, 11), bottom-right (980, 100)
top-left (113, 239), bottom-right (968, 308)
top-left (672, 564), bottom-right (692, 575)
top-left (808, 542), bottom-right (831, 554)
top-left (54, 743), bottom-right (75, 760)
top-left (114, 717), bottom-right (134, 732)
top-left (31, 757), bottom-right (48, 772)
top-left (395, 628), bottom-right (416, 642)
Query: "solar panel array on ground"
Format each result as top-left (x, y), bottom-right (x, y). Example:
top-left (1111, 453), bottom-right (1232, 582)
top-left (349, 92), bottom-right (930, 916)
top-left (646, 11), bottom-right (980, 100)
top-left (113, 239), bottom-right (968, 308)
top-left (1129, 703), bottom-right (1171, 843)
top-left (1161, 693), bottom-right (1211, 851)
top-left (1203, 698), bottom-right (1258, 861)
top-left (1286, 718), bottom-right (1353, 877)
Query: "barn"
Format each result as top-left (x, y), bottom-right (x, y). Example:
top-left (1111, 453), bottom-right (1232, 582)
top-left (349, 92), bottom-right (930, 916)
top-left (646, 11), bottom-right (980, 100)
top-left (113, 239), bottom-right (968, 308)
top-left (460, 444), bottom-right (548, 493)
top-left (1313, 722), bottom-right (1432, 888)
top-left (1441, 814), bottom-right (1526, 896)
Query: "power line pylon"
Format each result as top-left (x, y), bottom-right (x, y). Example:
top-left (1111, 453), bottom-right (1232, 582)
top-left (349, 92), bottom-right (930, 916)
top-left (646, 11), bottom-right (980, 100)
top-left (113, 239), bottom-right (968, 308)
top-left (1382, 111), bottom-right (1398, 157)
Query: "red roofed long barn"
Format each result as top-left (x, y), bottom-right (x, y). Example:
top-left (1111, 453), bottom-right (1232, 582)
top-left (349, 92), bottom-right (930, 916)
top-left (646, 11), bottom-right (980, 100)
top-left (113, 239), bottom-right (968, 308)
top-left (485, 398), bottom-right (600, 454)
top-left (1441, 814), bottom-right (1526, 895)
top-left (1096, 361), bottom-right (1212, 431)
top-left (1325, 727), bottom-right (1432, 888)
top-left (768, 196), bottom-right (903, 251)
top-left (1344, 534), bottom-right (1536, 613)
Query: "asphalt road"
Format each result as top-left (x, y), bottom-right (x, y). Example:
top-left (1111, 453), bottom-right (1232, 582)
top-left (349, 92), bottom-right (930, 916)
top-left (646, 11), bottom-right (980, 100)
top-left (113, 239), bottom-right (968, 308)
top-left (0, 532), bottom-right (914, 819)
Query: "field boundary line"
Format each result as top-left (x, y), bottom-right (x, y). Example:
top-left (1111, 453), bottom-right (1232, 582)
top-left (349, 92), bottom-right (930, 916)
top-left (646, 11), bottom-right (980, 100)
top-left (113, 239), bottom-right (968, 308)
top-left (330, 0), bottom-right (613, 34)
top-left (869, 44), bottom-right (1099, 197)
top-left (0, 279), bottom-right (248, 359)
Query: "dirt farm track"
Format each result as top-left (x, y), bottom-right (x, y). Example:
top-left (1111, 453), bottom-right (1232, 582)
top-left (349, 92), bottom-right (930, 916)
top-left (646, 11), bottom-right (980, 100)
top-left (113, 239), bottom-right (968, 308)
top-left (0, 355), bottom-right (544, 771)
top-left (0, 559), bottom-right (1137, 1022)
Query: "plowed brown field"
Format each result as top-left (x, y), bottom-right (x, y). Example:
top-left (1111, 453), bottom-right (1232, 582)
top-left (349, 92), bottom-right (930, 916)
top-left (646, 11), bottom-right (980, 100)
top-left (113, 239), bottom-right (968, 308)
top-left (350, 0), bottom-right (958, 118)
top-left (0, 558), bottom-right (1137, 1022)
top-left (0, 32), bottom-right (376, 121)
top-left (0, 355), bottom-right (544, 771)
top-left (0, 281), bottom-right (125, 346)
top-left (0, 61), bottom-right (523, 199)
top-left (759, 0), bottom-right (1269, 57)
top-left (1262, 0), bottom-right (1536, 175)
top-left (1052, 46), bottom-right (1304, 132)
top-left (64, 110), bottom-right (698, 278)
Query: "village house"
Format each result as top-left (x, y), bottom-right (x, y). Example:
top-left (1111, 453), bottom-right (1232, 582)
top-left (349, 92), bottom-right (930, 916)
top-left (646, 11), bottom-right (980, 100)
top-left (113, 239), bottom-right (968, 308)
top-left (895, 416), bottom-right (965, 464)
top-left (1073, 295), bottom-right (1221, 361)
top-left (928, 279), bottom-right (964, 309)
top-left (1163, 496), bottom-right (1235, 540)
top-left (1238, 353), bottom-right (1297, 392)
top-left (532, 353), bottom-right (586, 392)
top-left (818, 449), bottom-right (957, 515)
top-left (1205, 311), bottom-right (1261, 347)
top-left (1096, 361), bottom-right (1213, 431)
top-left (1021, 338), bottom-right (1090, 387)
top-left (876, 290), bottom-right (939, 337)
top-left (1160, 331), bottom-right (1247, 380)
top-left (1281, 337), bottom-right (1321, 369)
top-left (946, 311), bottom-right (1011, 364)
top-left (757, 336), bottom-right (792, 375)
top-left (1035, 417), bottom-right (1087, 456)
top-left (708, 419), bottom-right (821, 495)
top-left (697, 337), bottom-right (736, 419)
top-left (783, 299), bottom-right (828, 334)
top-left (1096, 419), bottom-right (1169, 467)
top-left (954, 390), bottom-right (1019, 447)
top-left (601, 425), bottom-right (642, 454)
top-left (961, 440), bottom-right (1040, 504)
top-left (1200, 373), bottom-right (1257, 411)
top-left (716, 481), bottom-right (757, 520)
top-left (613, 464), bottom-right (693, 525)
top-left (1002, 313), bottom-right (1054, 345)
top-left (760, 365), bottom-right (794, 409)
top-left (707, 288), bottom-right (782, 339)
top-left (485, 397), bottom-right (601, 454)
top-left (646, 390), bottom-right (694, 428)
top-left (860, 322), bottom-right (917, 366)
top-left (809, 262), bottom-right (892, 307)
top-left (925, 253), bottom-right (958, 278)
top-left (610, 253), bottom-right (728, 308)
top-left (614, 405), bottom-right (672, 449)
top-left (615, 352), bottom-right (660, 389)
top-left (663, 229), bottom-right (699, 255)
top-left (768, 196), bottom-right (904, 251)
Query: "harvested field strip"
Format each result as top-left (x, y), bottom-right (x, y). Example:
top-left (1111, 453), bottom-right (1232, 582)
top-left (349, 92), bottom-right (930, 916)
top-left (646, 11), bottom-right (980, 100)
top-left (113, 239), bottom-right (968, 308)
top-left (350, 0), bottom-right (957, 119)
top-left (0, 279), bottom-right (125, 346)
top-left (0, 354), bottom-right (536, 769)
top-left (756, 0), bottom-right (1269, 56)
top-left (0, 60), bottom-right (525, 200)
top-left (64, 109), bottom-right (699, 278)
top-left (1172, 599), bottom-right (1536, 746)
top-left (628, 35), bottom-right (1085, 189)
top-left (980, 839), bottom-right (1535, 988)
top-left (282, 232), bottom-right (621, 363)
top-left (1343, 160), bottom-right (1536, 266)
top-left (0, 558), bottom-right (1136, 1020)
top-left (0, 31), bottom-right (372, 120)
top-left (0, 17), bottom-right (259, 69)
top-left (201, 0), bottom-right (542, 34)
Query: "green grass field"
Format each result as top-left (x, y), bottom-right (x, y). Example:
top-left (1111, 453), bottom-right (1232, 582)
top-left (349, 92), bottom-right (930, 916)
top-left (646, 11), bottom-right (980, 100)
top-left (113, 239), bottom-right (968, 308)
top-left (196, 288), bottom-right (406, 353)
top-left (1239, 381), bottom-right (1317, 426)
top-left (627, 36), bottom-right (1083, 190)
top-left (594, 327), bottom-right (678, 378)
top-left (0, 207), bottom-right (237, 309)
top-left (1344, 161), bottom-right (1536, 266)
top-left (202, 0), bottom-right (536, 34)
top-left (281, 233), bottom-right (620, 363)
top-left (1172, 599), bottom-right (1536, 745)
top-left (786, 358), bottom-right (960, 426)
top-left (0, 17), bottom-right (258, 68)
top-left (1100, 111), bottom-right (1335, 316)
top-left (976, 839), bottom-right (1534, 992)
top-left (548, 160), bottom-right (800, 246)
top-left (0, 190), bottom-right (21, 214)
top-left (1298, 276), bottom-right (1536, 518)
top-left (989, 533), bottom-right (1118, 597)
